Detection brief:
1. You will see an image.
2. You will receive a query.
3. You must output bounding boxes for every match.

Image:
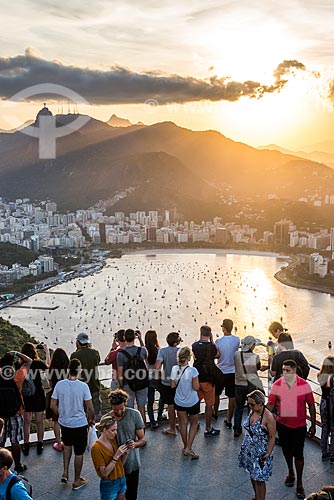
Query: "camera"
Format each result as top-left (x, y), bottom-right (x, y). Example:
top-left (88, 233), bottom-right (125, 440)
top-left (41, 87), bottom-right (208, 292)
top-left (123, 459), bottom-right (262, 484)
top-left (36, 343), bottom-right (44, 349)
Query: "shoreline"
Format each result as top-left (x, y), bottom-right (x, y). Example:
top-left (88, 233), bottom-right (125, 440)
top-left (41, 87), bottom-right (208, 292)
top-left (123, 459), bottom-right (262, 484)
top-left (274, 255), bottom-right (334, 296)
top-left (2, 248), bottom-right (333, 310)
top-left (275, 268), bottom-right (334, 296)
top-left (127, 248), bottom-right (288, 258)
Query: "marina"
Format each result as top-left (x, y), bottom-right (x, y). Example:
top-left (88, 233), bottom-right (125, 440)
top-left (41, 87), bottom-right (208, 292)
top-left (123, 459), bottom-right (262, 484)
top-left (1, 250), bottom-right (334, 366)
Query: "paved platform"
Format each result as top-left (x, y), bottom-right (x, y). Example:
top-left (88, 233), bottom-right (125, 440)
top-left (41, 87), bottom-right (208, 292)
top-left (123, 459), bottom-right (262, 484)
top-left (15, 414), bottom-right (334, 500)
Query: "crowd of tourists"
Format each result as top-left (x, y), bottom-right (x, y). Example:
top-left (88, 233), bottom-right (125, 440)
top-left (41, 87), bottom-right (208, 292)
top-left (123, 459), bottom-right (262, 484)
top-left (0, 320), bottom-right (334, 499)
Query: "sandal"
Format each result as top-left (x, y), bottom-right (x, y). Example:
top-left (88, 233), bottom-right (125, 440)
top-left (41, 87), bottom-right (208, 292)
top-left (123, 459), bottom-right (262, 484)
top-left (296, 487), bottom-right (305, 499)
top-left (285, 475), bottom-right (295, 487)
top-left (162, 429), bottom-right (177, 436)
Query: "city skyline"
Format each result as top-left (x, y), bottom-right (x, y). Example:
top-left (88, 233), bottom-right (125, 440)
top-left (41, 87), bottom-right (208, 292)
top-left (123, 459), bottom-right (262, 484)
top-left (0, 0), bottom-right (333, 150)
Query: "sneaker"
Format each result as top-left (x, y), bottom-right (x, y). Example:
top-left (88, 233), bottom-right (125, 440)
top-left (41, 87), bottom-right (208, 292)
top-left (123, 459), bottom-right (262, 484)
top-left (150, 422), bottom-right (159, 430)
top-left (234, 430), bottom-right (242, 438)
top-left (224, 419), bottom-right (232, 429)
top-left (22, 443), bottom-right (30, 457)
top-left (37, 441), bottom-right (44, 455)
top-left (72, 478), bottom-right (87, 490)
top-left (14, 463), bottom-right (27, 473)
top-left (53, 442), bottom-right (64, 452)
top-left (61, 475), bottom-right (68, 484)
top-left (204, 428), bottom-right (220, 437)
top-left (322, 453), bottom-right (330, 461)
top-left (330, 455), bottom-right (334, 464)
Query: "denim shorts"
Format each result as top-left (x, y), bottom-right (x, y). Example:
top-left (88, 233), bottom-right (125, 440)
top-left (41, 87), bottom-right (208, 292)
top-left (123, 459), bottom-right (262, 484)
top-left (100, 476), bottom-right (127, 500)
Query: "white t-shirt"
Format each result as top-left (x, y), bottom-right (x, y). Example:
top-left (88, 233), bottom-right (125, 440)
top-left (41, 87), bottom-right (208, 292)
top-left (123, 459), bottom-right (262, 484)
top-left (52, 378), bottom-right (91, 428)
top-left (170, 365), bottom-right (199, 408)
top-left (215, 335), bottom-right (240, 374)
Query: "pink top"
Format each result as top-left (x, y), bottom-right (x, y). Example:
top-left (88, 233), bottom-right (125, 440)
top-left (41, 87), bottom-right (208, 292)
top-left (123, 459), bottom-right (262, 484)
top-left (268, 375), bottom-right (314, 428)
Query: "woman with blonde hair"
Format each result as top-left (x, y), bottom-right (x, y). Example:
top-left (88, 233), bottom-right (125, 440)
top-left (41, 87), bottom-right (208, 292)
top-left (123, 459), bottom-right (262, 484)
top-left (91, 415), bottom-right (129, 499)
top-left (317, 356), bottom-right (334, 461)
top-left (170, 346), bottom-right (200, 459)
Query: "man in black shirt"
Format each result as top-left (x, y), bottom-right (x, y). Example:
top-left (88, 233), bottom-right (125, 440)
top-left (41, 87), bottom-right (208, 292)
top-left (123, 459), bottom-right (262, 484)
top-left (192, 325), bottom-right (220, 437)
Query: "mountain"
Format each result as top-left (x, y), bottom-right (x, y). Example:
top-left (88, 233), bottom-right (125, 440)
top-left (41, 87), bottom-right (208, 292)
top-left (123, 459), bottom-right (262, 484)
top-left (0, 112), bottom-right (333, 216)
top-left (304, 140), bottom-right (334, 154)
top-left (0, 119), bottom-right (34, 134)
top-left (259, 144), bottom-right (334, 169)
top-left (107, 114), bottom-right (133, 127)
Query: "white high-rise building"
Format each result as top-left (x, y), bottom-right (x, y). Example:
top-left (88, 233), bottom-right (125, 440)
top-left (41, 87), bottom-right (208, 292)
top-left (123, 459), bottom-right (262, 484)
top-left (330, 228), bottom-right (334, 251)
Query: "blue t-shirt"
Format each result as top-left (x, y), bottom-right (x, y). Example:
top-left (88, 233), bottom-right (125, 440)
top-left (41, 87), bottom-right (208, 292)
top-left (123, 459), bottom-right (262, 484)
top-left (52, 378), bottom-right (91, 428)
top-left (117, 346), bottom-right (147, 368)
top-left (0, 473), bottom-right (32, 500)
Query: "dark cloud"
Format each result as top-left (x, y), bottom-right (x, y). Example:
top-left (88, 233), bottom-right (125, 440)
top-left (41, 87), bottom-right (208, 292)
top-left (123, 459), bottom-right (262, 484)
top-left (0, 50), bottom-right (310, 105)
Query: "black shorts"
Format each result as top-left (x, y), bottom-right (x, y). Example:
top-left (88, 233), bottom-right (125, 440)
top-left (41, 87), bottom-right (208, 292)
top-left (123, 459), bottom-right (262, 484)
top-left (60, 425), bottom-right (88, 455)
top-left (215, 373), bottom-right (235, 398)
top-left (174, 401), bottom-right (200, 416)
top-left (277, 422), bottom-right (307, 460)
top-left (161, 385), bottom-right (176, 406)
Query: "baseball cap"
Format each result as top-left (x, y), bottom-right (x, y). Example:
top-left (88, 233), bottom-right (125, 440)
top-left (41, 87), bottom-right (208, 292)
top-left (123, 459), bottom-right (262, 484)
top-left (241, 335), bottom-right (264, 351)
top-left (76, 332), bottom-right (90, 344)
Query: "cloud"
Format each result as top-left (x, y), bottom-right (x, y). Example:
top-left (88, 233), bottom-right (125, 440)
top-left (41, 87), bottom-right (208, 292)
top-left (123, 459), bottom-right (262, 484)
top-left (0, 50), bottom-right (311, 105)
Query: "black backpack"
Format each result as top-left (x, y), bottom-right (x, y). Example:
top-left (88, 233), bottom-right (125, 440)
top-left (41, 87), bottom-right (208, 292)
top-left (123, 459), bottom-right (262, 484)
top-left (22, 371), bottom-right (36, 398)
top-left (121, 347), bottom-right (149, 392)
top-left (0, 376), bottom-right (22, 418)
top-left (6, 474), bottom-right (32, 500)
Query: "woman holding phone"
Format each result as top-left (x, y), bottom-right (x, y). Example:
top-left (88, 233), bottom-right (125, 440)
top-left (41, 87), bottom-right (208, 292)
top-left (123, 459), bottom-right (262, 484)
top-left (91, 415), bottom-right (129, 500)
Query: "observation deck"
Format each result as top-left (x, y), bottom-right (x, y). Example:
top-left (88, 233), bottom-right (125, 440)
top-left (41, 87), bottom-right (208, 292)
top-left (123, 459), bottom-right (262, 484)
top-left (21, 411), bottom-right (333, 500)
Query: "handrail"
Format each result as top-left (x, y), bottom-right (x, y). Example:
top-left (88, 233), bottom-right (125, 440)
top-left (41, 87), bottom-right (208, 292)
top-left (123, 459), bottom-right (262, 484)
top-left (97, 361), bottom-right (324, 430)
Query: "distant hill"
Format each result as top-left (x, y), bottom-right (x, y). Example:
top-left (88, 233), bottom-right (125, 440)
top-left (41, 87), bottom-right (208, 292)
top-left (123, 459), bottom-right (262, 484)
top-left (0, 120), bottom-right (34, 134)
top-left (107, 114), bottom-right (133, 127)
top-left (259, 144), bottom-right (334, 169)
top-left (0, 112), bottom-right (333, 216)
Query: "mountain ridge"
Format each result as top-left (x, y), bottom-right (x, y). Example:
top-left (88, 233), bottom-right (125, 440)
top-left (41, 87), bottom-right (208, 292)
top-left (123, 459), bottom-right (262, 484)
top-left (0, 113), bottom-right (333, 216)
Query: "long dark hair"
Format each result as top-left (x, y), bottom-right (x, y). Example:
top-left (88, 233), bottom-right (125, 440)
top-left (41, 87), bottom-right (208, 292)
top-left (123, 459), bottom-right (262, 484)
top-left (21, 342), bottom-right (39, 361)
top-left (49, 348), bottom-right (69, 387)
top-left (145, 330), bottom-right (160, 365)
top-left (318, 356), bottom-right (334, 387)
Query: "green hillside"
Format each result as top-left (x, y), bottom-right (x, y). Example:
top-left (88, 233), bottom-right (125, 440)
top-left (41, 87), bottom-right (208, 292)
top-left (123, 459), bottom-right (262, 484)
top-left (0, 317), bottom-right (37, 357)
top-left (0, 242), bottom-right (37, 267)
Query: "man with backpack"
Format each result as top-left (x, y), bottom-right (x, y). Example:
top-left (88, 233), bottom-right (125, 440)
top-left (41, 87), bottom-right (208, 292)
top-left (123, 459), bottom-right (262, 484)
top-left (0, 448), bottom-right (32, 499)
top-left (0, 351), bottom-right (32, 474)
top-left (117, 329), bottom-right (148, 425)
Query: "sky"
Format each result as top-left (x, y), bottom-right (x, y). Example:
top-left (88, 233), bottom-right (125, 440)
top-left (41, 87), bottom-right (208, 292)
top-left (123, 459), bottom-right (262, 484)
top-left (0, 0), bottom-right (333, 150)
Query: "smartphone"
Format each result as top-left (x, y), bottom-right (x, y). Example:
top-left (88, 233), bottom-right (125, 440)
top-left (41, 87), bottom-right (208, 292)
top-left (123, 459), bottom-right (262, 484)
top-left (126, 439), bottom-right (133, 446)
top-left (36, 343), bottom-right (44, 349)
